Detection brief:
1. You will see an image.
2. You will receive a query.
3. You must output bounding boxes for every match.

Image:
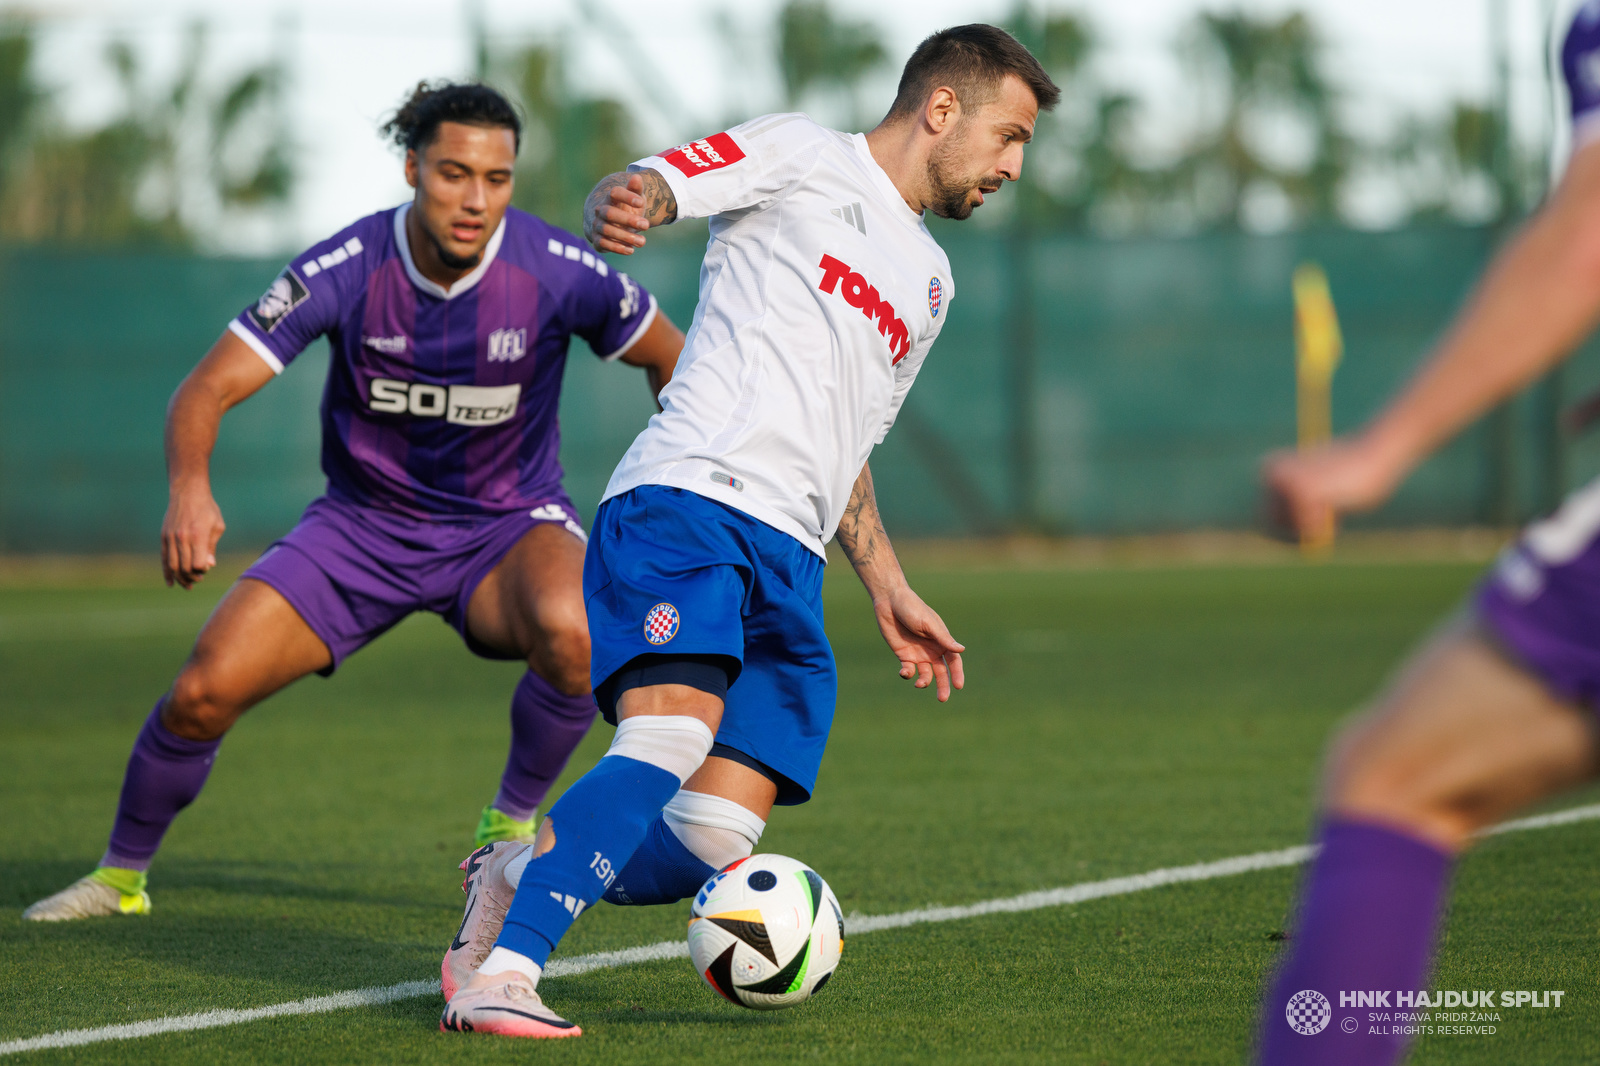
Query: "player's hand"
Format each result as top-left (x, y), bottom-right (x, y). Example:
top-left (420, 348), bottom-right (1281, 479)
top-left (585, 174), bottom-right (651, 256)
top-left (1263, 434), bottom-right (1402, 541)
top-left (872, 585), bottom-right (965, 702)
top-left (161, 484), bottom-right (226, 589)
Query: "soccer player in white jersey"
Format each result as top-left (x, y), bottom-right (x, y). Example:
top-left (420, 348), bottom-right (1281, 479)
top-left (437, 25), bottom-right (1059, 1037)
top-left (1254, 7), bottom-right (1600, 1063)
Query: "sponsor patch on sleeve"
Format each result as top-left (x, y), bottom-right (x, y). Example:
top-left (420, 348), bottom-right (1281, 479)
top-left (659, 132), bottom-right (746, 178)
top-left (246, 268), bottom-right (310, 333)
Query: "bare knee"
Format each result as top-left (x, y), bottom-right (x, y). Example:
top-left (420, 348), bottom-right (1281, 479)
top-left (164, 663), bottom-right (246, 741)
top-left (530, 611), bottom-right (591, 696)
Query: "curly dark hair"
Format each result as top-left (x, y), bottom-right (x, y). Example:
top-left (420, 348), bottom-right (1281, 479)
top-left (380, 80), bottom-right (522, 154)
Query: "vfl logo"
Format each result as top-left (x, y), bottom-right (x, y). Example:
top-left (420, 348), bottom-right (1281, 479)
top-left (661, 132), bottom-right (746, 178)
top-left (644, 602), bottom-right (680, 645)
top-left (487, 327), bottom-right (527, 363)
top-left (368, 379), bottom-right (521, 426)
top-left (1285, 989), bottom-right (1332, 1036)
top-left (247, 269), bottom-right (309, 333)
top-left (929, 277), bottom-right (943, 319)
top-left (817, 254), bottom-right (911, 363)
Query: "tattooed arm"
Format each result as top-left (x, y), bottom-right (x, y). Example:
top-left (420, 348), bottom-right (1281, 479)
top-left (584, 169), bottom-right (679, 255)
top-left (837, 462), bottom-right (966, 702)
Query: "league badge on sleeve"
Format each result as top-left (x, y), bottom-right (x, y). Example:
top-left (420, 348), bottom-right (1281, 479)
top-left (248, 268), bottom-right (310, 333)
top-left (644, 603), bottom-right (681, 645)
top-left (928, 277), bottom-right (943, 319)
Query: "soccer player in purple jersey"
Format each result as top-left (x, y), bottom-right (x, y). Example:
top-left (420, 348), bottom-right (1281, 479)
top-left (23, 82), bottom-right (684, 923)
top-left (1253, 8), bottom-right (1600, 1064)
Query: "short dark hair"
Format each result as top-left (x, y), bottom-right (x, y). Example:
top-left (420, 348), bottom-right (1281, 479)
top-left (381, 80), bottom-right (522, 154)
top-left (886, 24), bottom-right (1060, 122)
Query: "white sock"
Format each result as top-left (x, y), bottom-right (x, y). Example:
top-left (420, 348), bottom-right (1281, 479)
top-left (478, 946), bottom-right (541, 982)
top-left (663, 790), bottom-right (767, 870)
top-left (608, 714), bottom-right (716, 784)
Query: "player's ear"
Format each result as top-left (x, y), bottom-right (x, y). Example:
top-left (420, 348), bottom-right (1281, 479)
top-left (924, 87), bottom-right (959, 135)
top-left (404, 148), bottom-right (420, 190)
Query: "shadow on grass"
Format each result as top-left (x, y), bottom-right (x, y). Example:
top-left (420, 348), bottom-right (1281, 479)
top-left (0, 857), bottom-right (450, 913)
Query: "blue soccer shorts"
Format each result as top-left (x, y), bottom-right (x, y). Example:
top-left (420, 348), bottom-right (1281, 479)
top-left (583, 485), bottom-right (836, 805)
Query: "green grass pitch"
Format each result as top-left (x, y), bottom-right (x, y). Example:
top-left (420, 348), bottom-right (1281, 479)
top-left (3, 556), bottom-right (1598, 1063)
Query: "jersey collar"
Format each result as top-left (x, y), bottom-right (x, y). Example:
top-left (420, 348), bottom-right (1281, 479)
top-left (852, 132), bottom-right (927, 231)
top-left (392, 203), bottom-right (506, 300)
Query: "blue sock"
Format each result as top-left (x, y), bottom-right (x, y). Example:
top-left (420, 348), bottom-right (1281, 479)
top-left (602, 816), bottom-right (716, 905)
top-left (495, 754), bottom-right (683, 966)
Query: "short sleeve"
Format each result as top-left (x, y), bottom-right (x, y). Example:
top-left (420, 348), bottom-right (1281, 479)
top-left (631, 113), bottom-right (833, 221)
top-left (228, 234), bottom-right (361, 374)
top-left (1564, 4), bottom-right (1600, 148)
top-left (568, 263), bottom-right (659, 361)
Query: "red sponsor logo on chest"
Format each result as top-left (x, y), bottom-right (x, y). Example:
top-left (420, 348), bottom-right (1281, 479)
top-left (660, 133), bottom-right (745, 177)
top-left (816, 254), bottom-right (911, 363)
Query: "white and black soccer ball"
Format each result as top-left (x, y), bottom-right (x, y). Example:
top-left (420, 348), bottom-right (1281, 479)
top-left (687, 854), bottom-right (843, 1010)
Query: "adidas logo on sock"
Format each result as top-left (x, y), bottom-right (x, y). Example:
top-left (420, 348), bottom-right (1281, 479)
top-left (550, 891), bottom-right (586, 918)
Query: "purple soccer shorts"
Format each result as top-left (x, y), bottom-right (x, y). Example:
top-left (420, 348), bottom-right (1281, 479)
top-left (1477, 477), bottom-right (1600, 709)
top-left (242, 493), bottom-right (587, 672)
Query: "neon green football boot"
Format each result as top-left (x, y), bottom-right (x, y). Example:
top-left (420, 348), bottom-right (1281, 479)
top-left (23, 867), bottom-right (151, 921)
top-left (474, 805), bottom-right (538, 846)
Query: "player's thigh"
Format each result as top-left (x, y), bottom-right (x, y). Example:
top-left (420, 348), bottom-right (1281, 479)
top-left (464, 522), bottom-right (588, 663)
top-left (1327, 619), bottom-right (1599, 848)
top-left (171, 578), bottom-right (332, 724)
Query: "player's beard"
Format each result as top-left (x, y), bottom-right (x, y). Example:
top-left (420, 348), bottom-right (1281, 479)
top-left (429, 230), bottom-right (483, 271)
top-left (926, 123), bottom-right (1002, 221)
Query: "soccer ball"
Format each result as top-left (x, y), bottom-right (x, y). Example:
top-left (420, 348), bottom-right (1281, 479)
top-left (687, 853), bottom-right (843, 1010)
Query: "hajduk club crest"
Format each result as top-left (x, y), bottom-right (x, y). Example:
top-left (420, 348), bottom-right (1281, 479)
top-left (644, 602), bottom-right (680, 645)
top-left (928, 277), bottom-right (942, 319)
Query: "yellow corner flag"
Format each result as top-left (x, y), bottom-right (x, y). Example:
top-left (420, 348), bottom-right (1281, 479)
top-left (1293, 263), bottom-right (1342, 555)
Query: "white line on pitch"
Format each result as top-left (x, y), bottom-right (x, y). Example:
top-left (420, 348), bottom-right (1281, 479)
top-left (6, 801), bottom-right (1600, 1057)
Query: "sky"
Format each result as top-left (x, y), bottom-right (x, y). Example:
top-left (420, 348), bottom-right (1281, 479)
top-left (16, 0), bottom-right (1579, 251)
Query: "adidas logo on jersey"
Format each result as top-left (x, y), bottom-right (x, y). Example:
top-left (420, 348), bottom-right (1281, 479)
top-left (816, 254), bottom-right (911, 363)
top-left (831, 202), bottom-right (866, 235)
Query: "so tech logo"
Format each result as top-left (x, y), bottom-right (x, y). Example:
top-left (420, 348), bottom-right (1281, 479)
top-left (367, 379), bottom-right (521, 426)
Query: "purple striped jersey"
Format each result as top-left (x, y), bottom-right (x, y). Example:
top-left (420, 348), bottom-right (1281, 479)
top-left (229, 204), bottom-right (658, 517)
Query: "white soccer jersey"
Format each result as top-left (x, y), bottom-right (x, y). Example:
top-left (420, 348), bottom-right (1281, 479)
top-left (602, 113), bottom-right (954, 557)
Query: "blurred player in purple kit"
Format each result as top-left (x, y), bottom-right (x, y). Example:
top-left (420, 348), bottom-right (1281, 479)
top-left (24, 81), bottom-right (683, 922)
top-left (1255, 6), bottom-right (1600, 1063)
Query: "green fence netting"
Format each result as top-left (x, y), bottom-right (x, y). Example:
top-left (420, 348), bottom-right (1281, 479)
top-left (3, 223), bottom-right (1595, 552)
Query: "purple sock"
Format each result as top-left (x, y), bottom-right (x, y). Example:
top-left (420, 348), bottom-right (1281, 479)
top-left (1256, 816), bottom-right (1453, 1066)
top-left (101, 700), bottom-right (223, 871)
top-left (491, 670), bottom-right (598, 821)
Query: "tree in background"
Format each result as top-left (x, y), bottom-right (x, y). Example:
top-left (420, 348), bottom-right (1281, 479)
top-left (1003, 5), bottom-right (1161, 233)
top-left (0, 19), bottom-right (291, 248)
top-left (776, 0), bottom-right (887, 128)
top-left (1381, 101), bottom-right (1540, 225)
top-left (503, 43), bottom-right (638, 235)
top-left (1169, 10), bottom-right (1353, 231)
